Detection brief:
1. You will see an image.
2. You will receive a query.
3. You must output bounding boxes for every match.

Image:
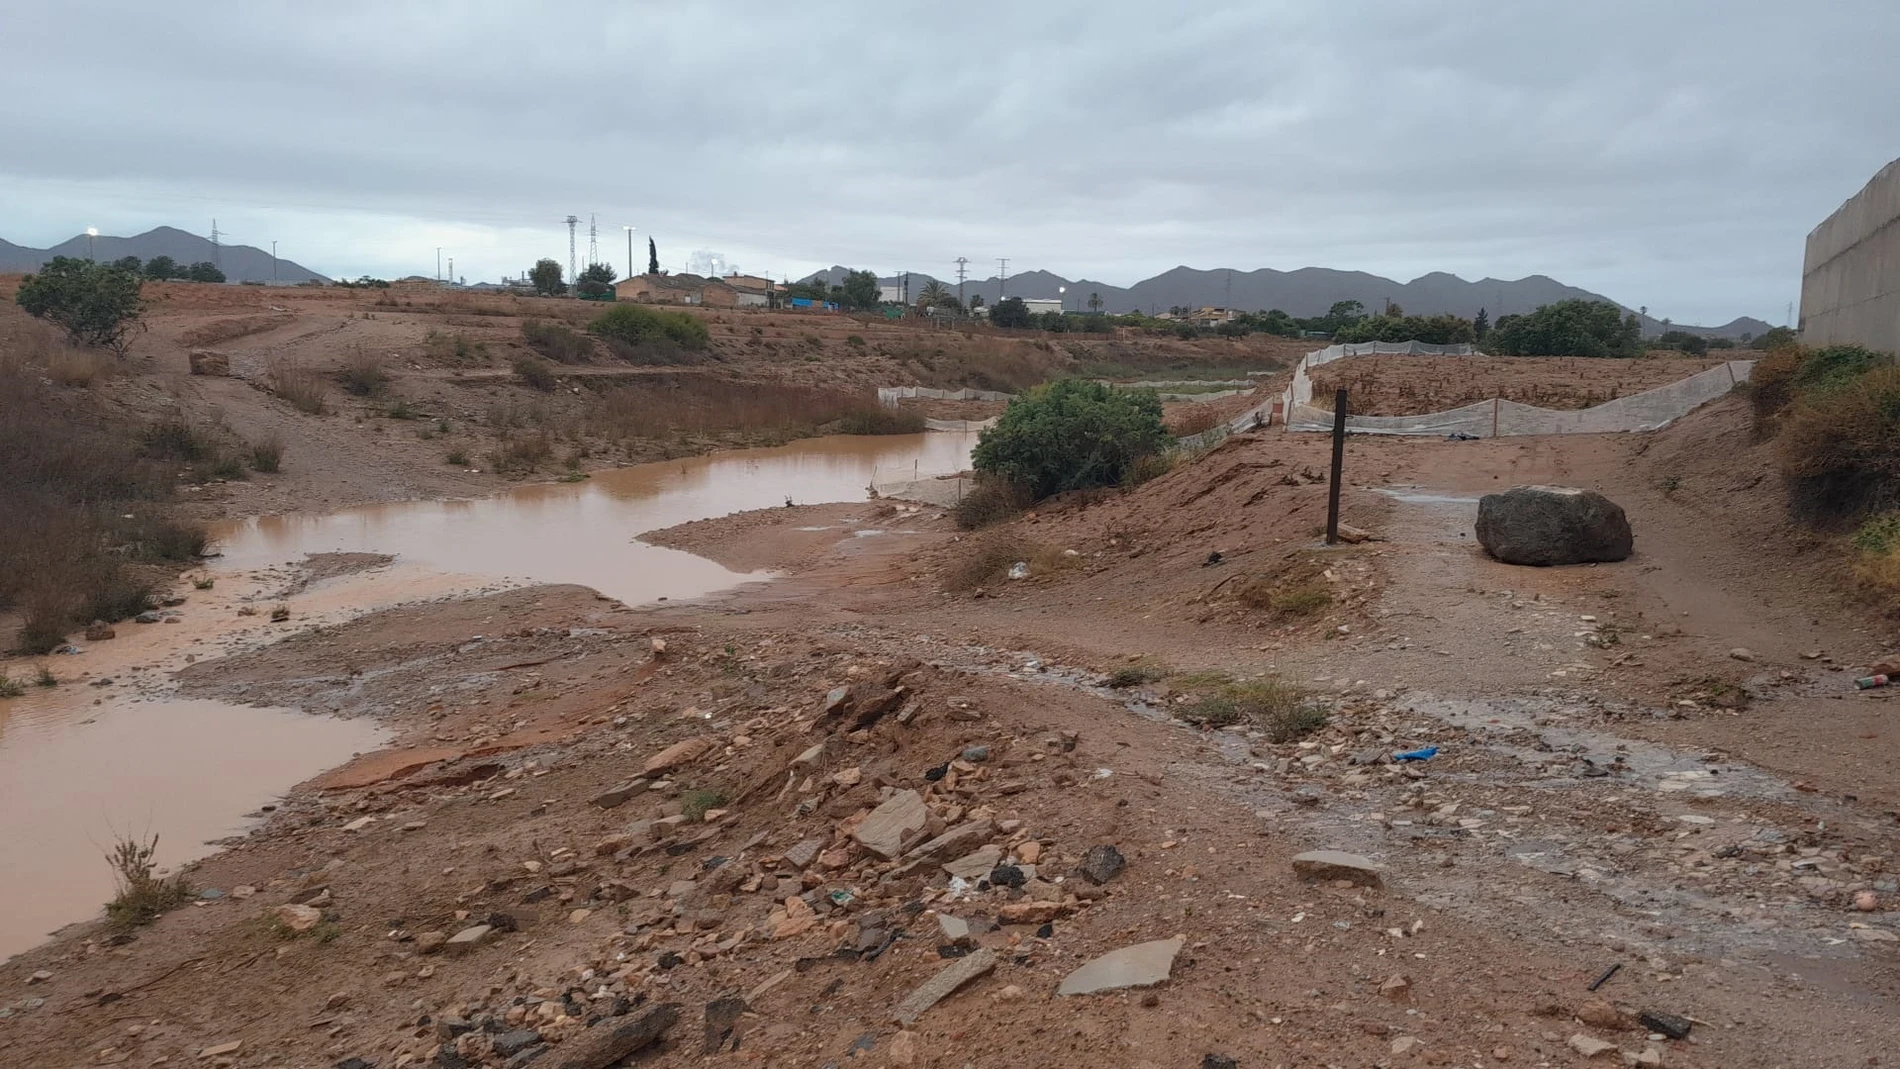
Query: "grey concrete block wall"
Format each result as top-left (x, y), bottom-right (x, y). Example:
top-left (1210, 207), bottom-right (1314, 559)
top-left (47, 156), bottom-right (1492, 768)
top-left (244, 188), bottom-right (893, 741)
top-left (1802, 157), bottom-right (1900, 353)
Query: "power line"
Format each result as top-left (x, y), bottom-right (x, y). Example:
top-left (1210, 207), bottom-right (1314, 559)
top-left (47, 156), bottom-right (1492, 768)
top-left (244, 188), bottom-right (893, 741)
top-left (587, 214), bottom-right (599, 269)
top-left (210, 218), bottom-right (221, 267)
top-left (955, 257), bottom-right (968, 308)
top-left (997, 257), bottom-right (1009, 298)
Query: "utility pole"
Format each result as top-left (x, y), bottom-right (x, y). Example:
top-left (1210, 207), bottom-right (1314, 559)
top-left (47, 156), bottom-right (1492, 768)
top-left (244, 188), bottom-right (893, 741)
top-left (565, 215), bottom-right (579, 286)
top-left (210, 218), bottom-right (221, 268)
top-left (587, 214), bottom-right (599, 269)
top-left (448, 257), bottom-right (454, 286)
top-left (436, 247), bottom-right (442, 281)
top-left (997, 257), bottom-right (1009, 299)
top-left (271, 240), bottom-right (278, 281)
top-left (954, 257), bottom-right (969, 309)
top-left (624, 226), bottom-right (636, 280)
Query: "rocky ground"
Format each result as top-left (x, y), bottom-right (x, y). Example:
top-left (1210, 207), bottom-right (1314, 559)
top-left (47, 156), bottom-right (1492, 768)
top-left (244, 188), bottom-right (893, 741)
top-left (5, 384), bottom-right (1900, 1067)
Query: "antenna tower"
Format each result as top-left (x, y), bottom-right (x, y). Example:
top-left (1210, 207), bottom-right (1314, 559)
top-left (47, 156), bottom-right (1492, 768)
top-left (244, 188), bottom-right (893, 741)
top-left (997, 257), bottom-right (1009, 298)
top-left (587, 214), bottom-right (599, 268)
top-left (210, 219), bottom-right (222, 267)
top-left (954, 257), bottom-right (969, 308)
top-left (564, 215), bottom-right (579, 283)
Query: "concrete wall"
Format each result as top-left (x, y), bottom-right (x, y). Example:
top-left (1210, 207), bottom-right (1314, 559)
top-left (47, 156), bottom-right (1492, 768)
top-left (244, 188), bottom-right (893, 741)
top-left (1802, 157), bottom-right (1900, 352)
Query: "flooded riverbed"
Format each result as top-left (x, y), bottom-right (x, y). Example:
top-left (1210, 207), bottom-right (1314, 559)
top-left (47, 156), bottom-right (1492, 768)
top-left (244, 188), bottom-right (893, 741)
top-left (0, 431), bottom-right (977, 960)
top-left (214, 430), bottom-right (977, 604)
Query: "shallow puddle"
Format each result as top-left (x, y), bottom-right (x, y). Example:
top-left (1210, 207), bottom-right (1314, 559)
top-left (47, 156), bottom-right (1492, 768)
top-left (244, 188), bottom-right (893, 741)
top-left (0, 695), bottom-right (381, 959)
top-left (212, 431), bottom-right (979, 605)
top-left (0, 431), bottom-right (976, 961)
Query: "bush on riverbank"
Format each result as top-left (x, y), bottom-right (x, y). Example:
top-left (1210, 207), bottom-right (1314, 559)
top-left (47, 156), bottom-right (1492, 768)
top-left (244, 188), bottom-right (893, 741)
top-left (0, 338), bottom-right (207, 652)
top-left (972, 379), bottom-right (1168, 499)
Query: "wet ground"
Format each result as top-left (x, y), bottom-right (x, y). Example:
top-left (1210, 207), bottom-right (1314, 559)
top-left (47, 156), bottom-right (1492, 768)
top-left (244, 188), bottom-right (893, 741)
top-left (0, 431), bottom-right (978, 960)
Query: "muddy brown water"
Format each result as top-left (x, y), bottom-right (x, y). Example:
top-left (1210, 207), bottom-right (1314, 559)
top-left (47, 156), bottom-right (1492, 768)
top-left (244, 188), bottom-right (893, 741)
top-left (212, 431), bottom-right (979, 602)
top-left (0, 432), bottom-right (977, 960)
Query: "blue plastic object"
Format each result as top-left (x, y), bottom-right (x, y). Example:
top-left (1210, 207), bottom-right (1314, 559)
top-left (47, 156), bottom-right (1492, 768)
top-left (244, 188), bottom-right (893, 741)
top-left (1393, 746), bottom-right (1439, 762)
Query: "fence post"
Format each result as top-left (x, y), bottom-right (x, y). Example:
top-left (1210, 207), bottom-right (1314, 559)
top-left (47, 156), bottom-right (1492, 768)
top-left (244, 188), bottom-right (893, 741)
top-left (1325, 389), bottom-right (1348, 545)
top-left (1492, 396), bottom-right (1500, 438)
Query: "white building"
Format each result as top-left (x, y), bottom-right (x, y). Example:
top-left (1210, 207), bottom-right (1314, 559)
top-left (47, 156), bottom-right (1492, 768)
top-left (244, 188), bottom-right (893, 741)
top-left (878, 284), bottom-right (905, 304)
top-left (1021, 298), bottom-right (1063, 315)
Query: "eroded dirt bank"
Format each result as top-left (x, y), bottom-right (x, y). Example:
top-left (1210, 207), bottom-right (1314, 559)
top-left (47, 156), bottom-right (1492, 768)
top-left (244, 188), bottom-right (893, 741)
top-left (6, 398), bottom-right (1900, 1069)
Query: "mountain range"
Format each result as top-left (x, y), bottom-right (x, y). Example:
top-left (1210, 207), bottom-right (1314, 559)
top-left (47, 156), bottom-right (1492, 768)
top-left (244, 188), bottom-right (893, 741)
top-left (0, 227), bottom-right (327, 284)
top-left (801, 265), bottom-right (1773, 339)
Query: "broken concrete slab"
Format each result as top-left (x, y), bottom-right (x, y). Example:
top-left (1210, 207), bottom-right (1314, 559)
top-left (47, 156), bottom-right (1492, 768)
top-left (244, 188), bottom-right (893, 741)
top-left (891, 948), bottom-right (997, 1025)
top-left (443, 924), bottom-right (495, 954)
top-left (855, 789), bottom-right (927, 859)
top-left (1291, 849), bottom-right (1384, 887)
top-left (1057, 935), bottom-right (1185, 995)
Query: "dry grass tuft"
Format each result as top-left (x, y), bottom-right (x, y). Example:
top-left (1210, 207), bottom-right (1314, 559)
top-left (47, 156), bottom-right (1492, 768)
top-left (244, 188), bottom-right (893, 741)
top-left (267, 360), bottom-right (328, 414)
top-left (104, 833), bottom-right (192, 928)
top-left (941, 533), bottom-right (1073, 592)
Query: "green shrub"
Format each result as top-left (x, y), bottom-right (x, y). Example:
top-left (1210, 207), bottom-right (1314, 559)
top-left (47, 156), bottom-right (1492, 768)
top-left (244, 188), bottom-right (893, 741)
top-left (1487, 299), bottom-right (1641, 357)
top-left (513, 357), bottom-right (558, 392)
top-left (588, 304), bottom-right (710, 351)
top-left (972, 379), bottom-right (1168, 499)
top-left (835, 408), bottom-right (926, 435)
top-left (15, 256), bottom-right (145, 354)
top-left (445, 448), bottom-right (471, 467)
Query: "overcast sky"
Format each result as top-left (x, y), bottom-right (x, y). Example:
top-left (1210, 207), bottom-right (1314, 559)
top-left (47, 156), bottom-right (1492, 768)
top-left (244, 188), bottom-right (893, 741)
top-left (4, 0), bottom-right (1895, 325)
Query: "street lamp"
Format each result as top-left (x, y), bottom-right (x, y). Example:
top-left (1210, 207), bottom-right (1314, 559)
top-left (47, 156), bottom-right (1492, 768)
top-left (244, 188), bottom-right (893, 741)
top-left (623, 226), bottom-right (637, 280)
top-left (1057, 285), bottom-right (1066, 313)
top-left (86, 227), bottom-right (98, 260)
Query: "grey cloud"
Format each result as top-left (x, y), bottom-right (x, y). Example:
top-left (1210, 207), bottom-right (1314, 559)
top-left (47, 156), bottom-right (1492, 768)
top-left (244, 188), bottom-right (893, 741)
top-left (3, 0), bottom-right (1896, 322)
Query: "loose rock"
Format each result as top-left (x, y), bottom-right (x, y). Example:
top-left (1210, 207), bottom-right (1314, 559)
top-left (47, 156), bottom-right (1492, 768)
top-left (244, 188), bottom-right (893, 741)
top-left (1567, 1034), bottom-right (1618, 1060)
top-left (855, 789), bottom-right (928, 859)
top-left (1476, 486), bottom-right (1633, 566)
top-left (1080, 845), bottom-right (1126, 885)
top-left (1291, 849), bottom-right (1384, 887)
top-left (548, 1004), bottom-right (679, 1069)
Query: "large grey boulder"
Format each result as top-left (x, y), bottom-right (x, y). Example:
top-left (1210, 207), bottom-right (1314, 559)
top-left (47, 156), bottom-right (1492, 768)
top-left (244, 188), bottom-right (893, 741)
top-left (1475, 486), bottom-right (1632, 566)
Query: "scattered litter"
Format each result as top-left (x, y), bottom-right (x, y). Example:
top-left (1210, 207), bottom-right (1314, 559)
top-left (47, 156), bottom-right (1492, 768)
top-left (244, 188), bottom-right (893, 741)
top-left (1007, 562), bottom-right (1030, 580)
top-left (1393, 746), bottom-right (1438, 763)
top-left (1637, 1010), bottom-right (1692, 1040)
top-left (1587, 962), bottom-right (1622, 991)
top-left (1855, 674), bottom-right (1890, 690)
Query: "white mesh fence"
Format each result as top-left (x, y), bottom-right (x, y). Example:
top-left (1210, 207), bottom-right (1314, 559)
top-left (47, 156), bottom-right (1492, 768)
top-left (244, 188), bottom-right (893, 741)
top-left (1283, 359), bottom-right (1754, 436)
top-left (878, 386), bottom-right (1013, 406)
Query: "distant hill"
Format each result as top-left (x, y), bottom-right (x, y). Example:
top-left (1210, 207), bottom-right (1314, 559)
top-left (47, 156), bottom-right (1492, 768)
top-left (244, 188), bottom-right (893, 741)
top-left (799, 264), bottom-right (1772, 339)
top-left (0, 226), bottom-right (327, 284)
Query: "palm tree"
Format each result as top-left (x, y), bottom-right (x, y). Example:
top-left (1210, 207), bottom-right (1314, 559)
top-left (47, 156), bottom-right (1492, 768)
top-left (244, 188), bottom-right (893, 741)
top-left (1087, 291), bottom-right (1103, 314)
top-left (918, 280), bottom-right (952, 308)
